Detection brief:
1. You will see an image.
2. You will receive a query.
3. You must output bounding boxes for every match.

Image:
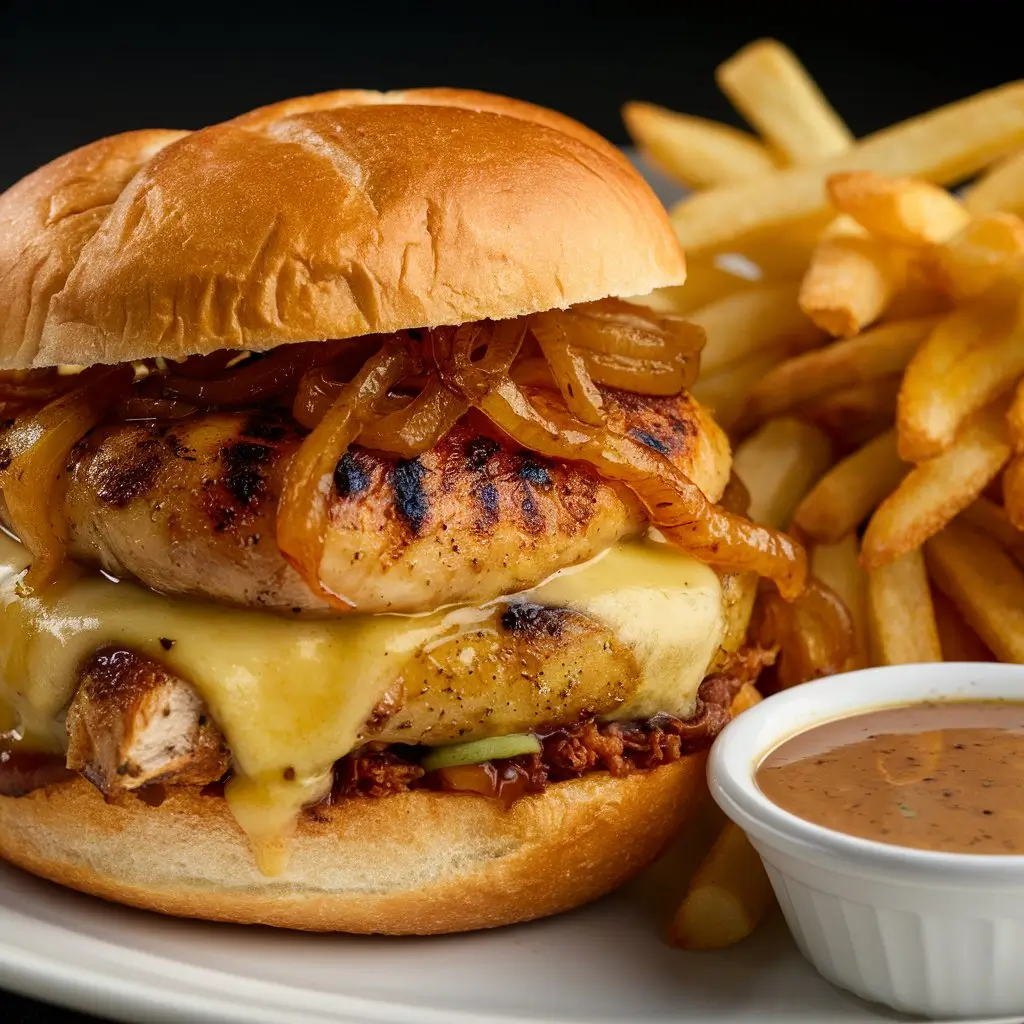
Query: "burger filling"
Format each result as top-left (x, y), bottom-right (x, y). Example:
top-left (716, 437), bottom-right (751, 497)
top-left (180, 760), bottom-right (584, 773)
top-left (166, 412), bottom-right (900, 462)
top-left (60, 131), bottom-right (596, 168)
top-left (0, 303), bottom-right (803, 874)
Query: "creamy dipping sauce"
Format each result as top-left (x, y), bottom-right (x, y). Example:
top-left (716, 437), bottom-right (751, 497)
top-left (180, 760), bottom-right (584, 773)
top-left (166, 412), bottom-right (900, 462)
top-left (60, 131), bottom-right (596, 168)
top-left (756, 701), bottom-right (1024, 855)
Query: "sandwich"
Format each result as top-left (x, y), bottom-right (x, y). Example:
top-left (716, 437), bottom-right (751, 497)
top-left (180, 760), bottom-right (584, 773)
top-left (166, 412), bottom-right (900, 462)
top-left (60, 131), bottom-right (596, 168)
top-left (0, 88), bottom-right (804, 934)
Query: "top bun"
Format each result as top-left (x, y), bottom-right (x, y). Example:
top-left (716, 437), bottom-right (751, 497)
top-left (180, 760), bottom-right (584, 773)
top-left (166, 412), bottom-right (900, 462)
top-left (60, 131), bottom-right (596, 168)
top-left (0, 89), bottom-right (686, 370)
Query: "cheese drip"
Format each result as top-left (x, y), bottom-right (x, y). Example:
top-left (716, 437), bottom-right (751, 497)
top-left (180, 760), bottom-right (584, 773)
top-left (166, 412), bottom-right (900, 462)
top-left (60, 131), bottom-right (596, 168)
top-left (0, 534), bottom-right (724, 874)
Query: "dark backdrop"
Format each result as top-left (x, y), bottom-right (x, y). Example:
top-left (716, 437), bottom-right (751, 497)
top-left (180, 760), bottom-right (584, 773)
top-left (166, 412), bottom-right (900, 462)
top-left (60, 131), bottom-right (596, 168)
top-left (1, 2), bottom-right (1019, 1022)
top-left (1, 1), bottom-right (1020, 191)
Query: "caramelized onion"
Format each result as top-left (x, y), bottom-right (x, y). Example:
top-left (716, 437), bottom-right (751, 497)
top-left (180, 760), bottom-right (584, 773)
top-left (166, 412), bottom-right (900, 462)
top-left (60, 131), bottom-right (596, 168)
top-left (433, 319), bottom-right (528, 400)
top-left (463, 376), bottom-right (805, 599)
top-left (577, 348), bottom-right (689, 396)
top-left (116, 396), bottom-right (197, 420)
top-left (161, 346), bottom-right (312, 407)
top-left (0, 365), bottom-right (132, 588)
top-left (751, 577), bottom-right (856, 688)
top-left (276, 342), bottom-right (416, 605)
top-left (359, 378), bottom-right (468, 458)
top-left (292, 366), bottom-right (345, 430)
top-left (529, 317), bottom-right (605, 425)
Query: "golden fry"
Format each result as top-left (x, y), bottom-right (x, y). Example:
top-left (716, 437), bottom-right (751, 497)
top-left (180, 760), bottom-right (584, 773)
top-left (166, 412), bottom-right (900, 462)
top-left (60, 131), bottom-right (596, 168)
top-left (964, 149), bottom-right (1024, 217)
top-left (862, 402), bottom-right (1012, 570)
top-left (1008, 376), bottom-right (1024, 452)
top-left (926, 519), bottom-right (1024, 663)
top-left (690, 353), bottom-right (786, 433)
top-left (898, 300), bottom-right (1018, 462)
top-left (798, 227), bottom-right (903, 337)
top-left (794, 376), bottom-right (901, 453)
top-left (670, 82), bottom-right (1024, 252)
top-left (960, 497), bottom-right (1024, 569)
top-left (638, 255), bottom-right (760, 316)
top-left (867, 549), bottom-right (942, 664)
top-left (730, 682), bottom-right (763, 716)
top-left (715, 39), bottom-right (854, 165)
top-left (811, 535), bottom-right (870, 669)
top-left (623, 102), bottom-right (778, 189)
top-left (793, 429), bottom-right (906, 542)
top-left (743, 316), bottom-right (937, 423)
top-left (732, 419), bottom-right (833, 529)
top-left (689, 281), bottom-right (825, 375)
top-left (1004, 454), bottom-right (1024, 530)
top-left (669, 822), bottom-right (774, 950)
top-left (931, 212), bottom-right (1024, 300)
top-left (931, 585), bottom-right (995, 662)
top-left (827, 171), bottom-right (971, 246)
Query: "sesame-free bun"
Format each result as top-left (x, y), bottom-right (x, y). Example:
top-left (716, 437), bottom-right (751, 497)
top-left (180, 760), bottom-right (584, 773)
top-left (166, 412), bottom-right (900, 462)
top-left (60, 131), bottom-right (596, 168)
top-left (0, 759), bottom-right (702, 934)
top-left (0, 89), bottom-right (686, 371)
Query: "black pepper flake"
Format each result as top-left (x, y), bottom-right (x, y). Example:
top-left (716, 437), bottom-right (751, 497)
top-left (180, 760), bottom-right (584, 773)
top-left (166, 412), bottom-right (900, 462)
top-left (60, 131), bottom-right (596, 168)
top-left (159, 637), bottom-right (176, 651)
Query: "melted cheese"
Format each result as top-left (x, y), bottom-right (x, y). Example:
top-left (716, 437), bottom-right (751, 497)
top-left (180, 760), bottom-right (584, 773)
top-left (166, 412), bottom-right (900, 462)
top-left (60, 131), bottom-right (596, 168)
top-left (0, 534), bottom-right (723, 874)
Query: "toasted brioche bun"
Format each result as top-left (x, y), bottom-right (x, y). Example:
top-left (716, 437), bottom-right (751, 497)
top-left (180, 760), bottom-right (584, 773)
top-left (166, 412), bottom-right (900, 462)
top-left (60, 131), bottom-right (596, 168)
top-left (0, 88), bottom-right (685, 371)
top-left (0, 759), bottom-right (702, 934)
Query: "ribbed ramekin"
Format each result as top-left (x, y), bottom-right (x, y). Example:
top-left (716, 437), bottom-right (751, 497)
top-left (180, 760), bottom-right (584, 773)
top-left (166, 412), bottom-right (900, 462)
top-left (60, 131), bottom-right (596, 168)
top-left (708, 662), bottom-right (1024, 1020)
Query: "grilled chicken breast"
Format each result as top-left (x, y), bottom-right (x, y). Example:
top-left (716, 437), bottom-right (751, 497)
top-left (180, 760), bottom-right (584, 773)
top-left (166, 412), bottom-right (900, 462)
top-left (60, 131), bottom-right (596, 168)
top-left (1, 388), bottom-right (727, 614)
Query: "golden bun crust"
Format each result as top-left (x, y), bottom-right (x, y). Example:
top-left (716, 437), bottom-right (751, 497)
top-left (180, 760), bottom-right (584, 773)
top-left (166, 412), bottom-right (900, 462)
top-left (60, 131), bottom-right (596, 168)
top-left (0, 760), bottom-right (702, 934)
top-left (0, 89), bottom-right (686, 370)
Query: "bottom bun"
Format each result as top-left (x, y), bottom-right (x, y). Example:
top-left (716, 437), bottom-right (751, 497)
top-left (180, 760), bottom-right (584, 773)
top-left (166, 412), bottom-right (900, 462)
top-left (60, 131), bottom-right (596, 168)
top-left (0, 757), bottom-right (704, 934)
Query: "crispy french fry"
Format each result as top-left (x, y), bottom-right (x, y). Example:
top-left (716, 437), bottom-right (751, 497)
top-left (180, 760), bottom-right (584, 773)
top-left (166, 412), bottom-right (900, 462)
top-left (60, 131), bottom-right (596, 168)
top-left (1008, 376), bottom-right (1024, 452)
top-left (637, 255), bottom-right (760, 316)
top-left (715, 39), bottom-right (854, 165)
top-left (622, 102), bottom-right (777, 189)
top-left (689, 281), bottom-right (825, 375)
top-left (897, 300), bottom-right (1019, 461)
top-left (793, 376), bottom-right (901, 453)
top-left (690, 352), bottom-right (786, 433)
top-left (811, 535), bottom-right (870, 669)
top-left (931, 212), bottom-right (1024, 300)
top-left (798, 227), bottom-right (903, 337)
top-left (669, 822), bottom-right (773, 950)
top-left (867, 549), bottom-right (942, 664)
top-left (960, 497), bottom-right (1024, 569)
top-left (742, 316), bottom-right (937, 423)
top-left (1003, 454), bottom-right (1024, 530)
top-left (964, 149), bottom-right (1024, 217)
top-left (862, 402), bottom-right (1012, 570)
top-left (827, 171), bottom-right (971, 246)
top-left (793, 429), bottom-right (906, 542)
top-left (670, 82), bottom-right (1024, 252)
top-left (931, 585), bottom-right (995, 662)
top-left (732, 419), bottom-right (833, 529)
top-left (926, 519), bottom-right (1024, 663)
top-left (730, 682), bottom-right (763, 716)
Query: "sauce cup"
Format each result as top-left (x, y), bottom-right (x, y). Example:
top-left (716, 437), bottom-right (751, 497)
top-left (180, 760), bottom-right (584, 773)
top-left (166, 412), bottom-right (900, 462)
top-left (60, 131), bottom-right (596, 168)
top-left (708, 661), bottom-right (1024, 1020)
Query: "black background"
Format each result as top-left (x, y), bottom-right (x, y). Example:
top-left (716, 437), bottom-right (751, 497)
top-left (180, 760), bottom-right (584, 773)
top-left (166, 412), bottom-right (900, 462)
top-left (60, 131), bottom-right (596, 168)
top-left (1, 1), bottom-right (1019, 1021)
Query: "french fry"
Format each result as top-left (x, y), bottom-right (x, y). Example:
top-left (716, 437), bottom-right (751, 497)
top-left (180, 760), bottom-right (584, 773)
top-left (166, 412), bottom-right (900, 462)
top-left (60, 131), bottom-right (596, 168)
top-left (730, 682), bottom-right (763, 716)
top-left (794, 376), bottom-right (902, 453)
top-left (689, 281), bottom-right (825, 375)
top-left (798, 225), bottom-right (903, 337)
top-left (622, 102), bottom-right (777, 189)
top-left (668, 821), bottom-right (773, 950)
top-left (638, 255), bottom-right (760, 317)
top-left (732, 419), bottom-right (833, 529)
top-left (670, 82), bottom-right (1024, 252)
top-left (862, 402), bottom-right (1012, 570)
top-left (897, 300), bottom-right (1019, 462)
top-left (1003, 454), bottom-right (1024, 530)
top-left (926, 519), bottom-right (1024, 663)
top-left (827, 171), bottom-right (971, 246)
top-left (793, 429), bottom-right (906, 542)
top-left (960, 497), bottom-right (1024, 569)
top-left (690, 352), bottom-right (787, 432)
top-left (1008, 376), bottom-right (1024, 452)
top-left (964, 149), bottom-right (1024, 217)
top-left (931, 212), bottom-right (1024, 300)
top-left (715, 39), bottom-right (854, 165)
top-left (931, 585), bottom-right (995, 662)
top-left (811, 535), bottom-right (870, 669)
top-left (742, 316), bottom-right (937, 423)
top-left (867, 549), bottom-right (942, 664)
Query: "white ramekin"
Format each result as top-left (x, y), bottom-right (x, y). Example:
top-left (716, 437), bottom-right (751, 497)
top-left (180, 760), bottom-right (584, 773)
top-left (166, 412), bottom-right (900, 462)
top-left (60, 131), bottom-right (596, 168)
top-left (708, 662), bottom-right (1024, 1020)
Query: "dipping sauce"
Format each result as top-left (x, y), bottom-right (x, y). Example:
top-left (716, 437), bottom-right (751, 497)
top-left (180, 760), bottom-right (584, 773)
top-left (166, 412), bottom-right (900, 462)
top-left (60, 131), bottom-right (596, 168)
top-left (756, 701), bottom-right (1024, 855)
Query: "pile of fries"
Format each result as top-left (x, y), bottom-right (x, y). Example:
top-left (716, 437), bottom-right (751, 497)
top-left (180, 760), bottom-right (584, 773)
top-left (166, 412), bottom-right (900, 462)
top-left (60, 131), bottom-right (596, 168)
top-left (626, 38), bottom-right (1024, 950)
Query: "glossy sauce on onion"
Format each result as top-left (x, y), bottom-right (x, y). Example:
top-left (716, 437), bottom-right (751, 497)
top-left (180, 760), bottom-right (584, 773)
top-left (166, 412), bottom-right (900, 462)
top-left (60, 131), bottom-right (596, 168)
top-left (756, 701), bottom-right (1024, 855)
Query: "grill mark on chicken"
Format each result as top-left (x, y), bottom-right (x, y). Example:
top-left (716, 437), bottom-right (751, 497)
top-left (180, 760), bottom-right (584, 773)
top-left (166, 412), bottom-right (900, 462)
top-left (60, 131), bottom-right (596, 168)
top-left (0, 387), bottom-right (728, 612)
top-left (630, 429), bottom-right (670, 455)
top-left (500, 602), bottom-right (567, 637)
